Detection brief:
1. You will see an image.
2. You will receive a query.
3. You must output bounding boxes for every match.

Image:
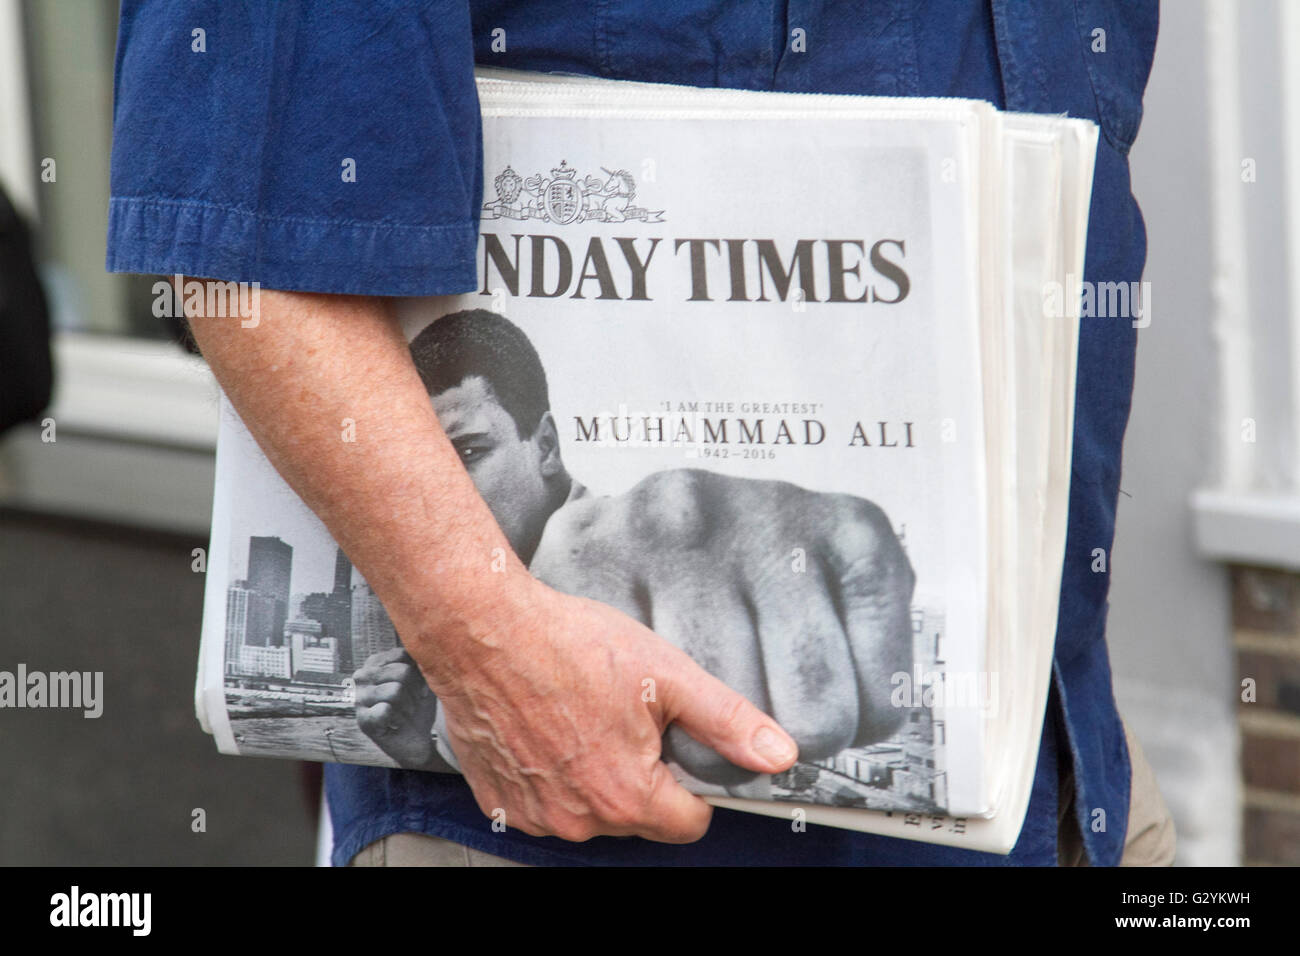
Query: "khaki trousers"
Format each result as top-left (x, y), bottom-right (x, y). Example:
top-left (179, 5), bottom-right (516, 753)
top-left (1057, 716), bottom-right (1177, 867)
top-left (350, 717), bottom-right (1176, 867)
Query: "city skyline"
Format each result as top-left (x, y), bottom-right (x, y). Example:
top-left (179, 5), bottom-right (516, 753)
top-left (225, 534), bottom-right (396, 684)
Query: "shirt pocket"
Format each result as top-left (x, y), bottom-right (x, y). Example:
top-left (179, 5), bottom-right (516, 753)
top-left (597, 0), bottom-right (779, 90)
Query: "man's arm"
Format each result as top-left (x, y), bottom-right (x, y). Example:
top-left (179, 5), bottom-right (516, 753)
top-left (185, 285), bottom-right (798, 843)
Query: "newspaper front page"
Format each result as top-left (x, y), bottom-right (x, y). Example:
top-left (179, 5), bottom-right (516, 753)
top-left (199, 84), bottom-right (1000, 832)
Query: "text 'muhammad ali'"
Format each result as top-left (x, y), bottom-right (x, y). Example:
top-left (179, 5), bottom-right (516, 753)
top-left (573, 416), bottom-right (916, 448)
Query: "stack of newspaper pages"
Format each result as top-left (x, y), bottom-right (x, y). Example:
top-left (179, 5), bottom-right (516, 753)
top-left (197, 69), bottom-right (1097, 854)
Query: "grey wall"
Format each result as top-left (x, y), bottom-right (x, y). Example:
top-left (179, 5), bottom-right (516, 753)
top-left (1108, 0), bottom-right (1250, 865)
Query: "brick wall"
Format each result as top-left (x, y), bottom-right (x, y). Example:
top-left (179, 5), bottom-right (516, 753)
top-left (1231, 567), bottom-right (1300, 865)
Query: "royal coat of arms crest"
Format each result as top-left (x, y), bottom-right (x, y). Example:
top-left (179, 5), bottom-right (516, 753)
top-left (482, 160), bottom-right (665, 224)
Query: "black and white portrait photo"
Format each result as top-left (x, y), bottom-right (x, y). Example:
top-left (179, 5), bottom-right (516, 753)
top-left (343, 308), bottom-right (947, 813)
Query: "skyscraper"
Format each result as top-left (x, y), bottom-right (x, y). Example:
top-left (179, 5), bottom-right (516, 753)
top-left (331, 547), bottom-right (354, 671)
top-left (301, 546), bottom-right (355, 673)
top-left (226, 579), bottom-right (275, 661)
top-left (350, 566), bottom-right (397, 667)
top-left (247, 536), bottom-right (292, 647)
top-left (333, 547), bottom-right (352, 595)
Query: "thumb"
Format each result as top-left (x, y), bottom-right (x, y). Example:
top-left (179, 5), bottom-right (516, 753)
top-left (656, 650), bottom-right (798, 775)
top-left (634, 760), bottom-right (715, 844)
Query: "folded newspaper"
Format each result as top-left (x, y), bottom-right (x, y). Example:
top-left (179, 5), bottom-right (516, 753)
top-left (197, 68), bottom-right (1096, 854)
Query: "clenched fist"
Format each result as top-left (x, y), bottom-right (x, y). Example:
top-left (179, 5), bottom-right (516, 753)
top-left (354, 647), bottom-right (450, 772)
top-left (529, 469), bottom-right (916, 786)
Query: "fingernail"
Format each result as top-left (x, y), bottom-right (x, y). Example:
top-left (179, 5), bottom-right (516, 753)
top-left (752, 725), bottom-right (797, 766)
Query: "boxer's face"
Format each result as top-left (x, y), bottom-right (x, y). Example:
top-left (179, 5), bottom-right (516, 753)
top-left (431, 375), bottom-right (561, 562)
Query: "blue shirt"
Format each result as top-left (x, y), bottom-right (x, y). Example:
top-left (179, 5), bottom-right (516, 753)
top-left (107, 0), bottom-right (1158, 865)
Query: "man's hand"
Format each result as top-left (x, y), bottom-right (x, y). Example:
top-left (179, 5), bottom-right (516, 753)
top-left (353, 648), bottom-right (446, 771)
top-left (529, 469), bottom-right (916, 787)
top-left (424, 579), bottom-right (800, 843)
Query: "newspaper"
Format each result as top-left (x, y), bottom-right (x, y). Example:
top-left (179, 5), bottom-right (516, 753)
top-left (198, 71), bottom-right (1096, 853)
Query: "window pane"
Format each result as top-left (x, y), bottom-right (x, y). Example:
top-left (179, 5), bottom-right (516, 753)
top-left (20, 0), bottom-right (173, 340)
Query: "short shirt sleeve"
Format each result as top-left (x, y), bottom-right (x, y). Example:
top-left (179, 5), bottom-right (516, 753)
top-left (107, 0), bottom-right (482, 296)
